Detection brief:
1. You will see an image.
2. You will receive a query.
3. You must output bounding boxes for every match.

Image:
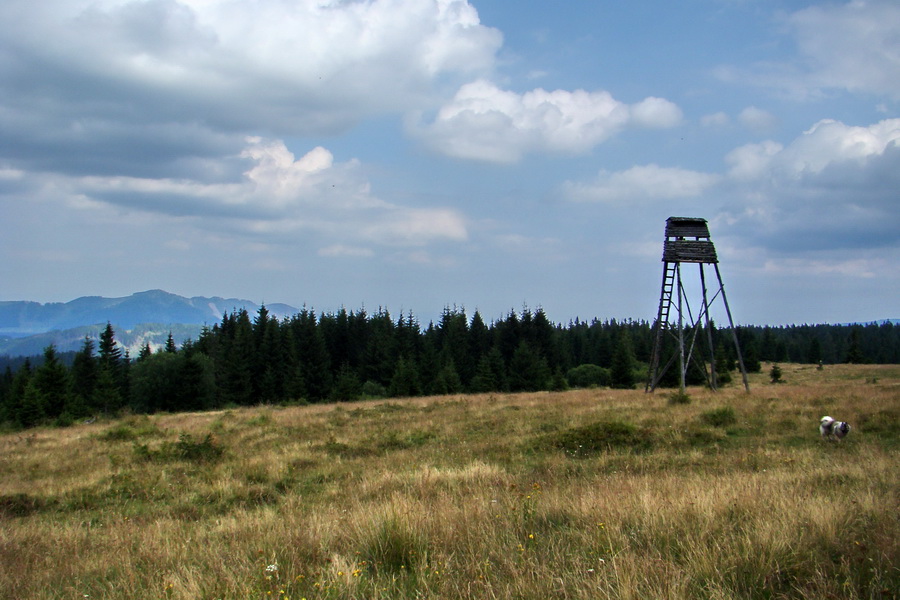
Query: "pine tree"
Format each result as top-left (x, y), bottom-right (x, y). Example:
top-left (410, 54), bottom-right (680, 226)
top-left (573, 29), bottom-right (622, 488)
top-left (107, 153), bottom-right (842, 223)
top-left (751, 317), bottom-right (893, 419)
top-left (389, 356), bottom-right (422, 398)
top-left (508, 341), bottom-right (550, 392)
top-left (98, 322), bottom-right (122, 369)
top-left (164, 332), bottom-right (178, 353)
top-left (31, 345), bottom-right (70, 419)
top-left (433, 358), bottom-right (463, 395)
top-left (807, 337), bottom-right (822, 365)
top-left (470, 347), bottom-right (507, 393)
top-left (97, 322), bottom-right (128, 409)
top-left (610, 329), bottom-right (637, 389)
top-left (4, 360), bottom-right (33, 427)
top-left (219, 311), bottom-right (254, 405)
top-left (93, 365), bottom-right (123, 415)
top-left (289, 308), bottom-right (332, 402)
top-left (70, 337), bottom-right (98, 416)
top-left (331, 363), bottom-right (362, 402)
top-left (845, 327), bottom-right (864, 364)
top-left (19, 383), bottom-right (46, 428)
top-left (0, 366), bottom-right (14, 424)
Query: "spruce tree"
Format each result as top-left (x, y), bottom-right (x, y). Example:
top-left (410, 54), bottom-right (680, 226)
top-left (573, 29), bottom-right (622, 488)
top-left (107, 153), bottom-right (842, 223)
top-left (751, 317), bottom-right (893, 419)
top-left (31, 345), bottom-right (70, 419)
top-left (470, 347), bottom-right (507, 393)
top-left (389, 356), bottom-right (422, 398)
top-left (433, 358), bottom-right (463, 395)
top-left (610, 329), bottom-right (637, 389)
top-left (5, 360), bottom-right (33, 428)
top-left (70, 337), bottom-right (98, 416)
top-left (508, 341), bottom-right (550, 392)
top-left (98, 322), bottom-right (122, 369)
top-left (331, 363), bottom-right (362, 402)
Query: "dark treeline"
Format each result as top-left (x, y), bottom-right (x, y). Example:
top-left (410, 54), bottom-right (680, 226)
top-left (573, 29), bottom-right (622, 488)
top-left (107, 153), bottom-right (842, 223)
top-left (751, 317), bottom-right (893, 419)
top-left (1, 305), bottom-right (897, 429)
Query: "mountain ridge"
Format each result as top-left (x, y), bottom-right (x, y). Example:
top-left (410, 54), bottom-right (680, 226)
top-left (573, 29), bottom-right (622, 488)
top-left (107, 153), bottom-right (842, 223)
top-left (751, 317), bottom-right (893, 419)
top-left (0, 290), bottom-right (298, 357)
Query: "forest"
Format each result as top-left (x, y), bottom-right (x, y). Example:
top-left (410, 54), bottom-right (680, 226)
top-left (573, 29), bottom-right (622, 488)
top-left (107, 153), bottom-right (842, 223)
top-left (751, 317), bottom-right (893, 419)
top-left (1, 304), bottom-right (897, 430)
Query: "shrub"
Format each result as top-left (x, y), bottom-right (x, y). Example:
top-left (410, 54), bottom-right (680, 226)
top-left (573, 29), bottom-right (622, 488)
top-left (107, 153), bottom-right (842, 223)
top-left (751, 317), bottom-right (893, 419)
top-left (566, 364), bottom-right (610, 388)
top-left (700, 406), bottom-right (737, 428)
top-left (541, 420), bottom-right (655, 457)
top-left (362, 380), bottom-right (388, 399)
top-left (668, 390), bottom-right (692, 405)
top-left (133, 432), bottom-right (224, 463)
top-left (770, 364), bottom-right (784, 384)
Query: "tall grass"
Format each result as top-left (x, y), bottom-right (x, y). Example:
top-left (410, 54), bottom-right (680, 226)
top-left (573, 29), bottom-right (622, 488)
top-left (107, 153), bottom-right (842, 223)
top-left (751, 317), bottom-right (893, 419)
top-left (0, 363), bottom-right (897, 599)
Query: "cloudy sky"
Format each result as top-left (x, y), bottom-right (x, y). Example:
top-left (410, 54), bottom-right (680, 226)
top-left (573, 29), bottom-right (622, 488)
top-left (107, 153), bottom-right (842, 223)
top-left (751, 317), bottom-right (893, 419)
top-left (1, 0), bottom-right (898, 326)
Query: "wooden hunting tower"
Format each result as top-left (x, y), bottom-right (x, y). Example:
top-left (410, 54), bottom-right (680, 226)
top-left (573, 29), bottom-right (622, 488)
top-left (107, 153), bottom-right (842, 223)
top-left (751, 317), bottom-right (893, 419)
top-left (646, 217), bottom-right (749, 393)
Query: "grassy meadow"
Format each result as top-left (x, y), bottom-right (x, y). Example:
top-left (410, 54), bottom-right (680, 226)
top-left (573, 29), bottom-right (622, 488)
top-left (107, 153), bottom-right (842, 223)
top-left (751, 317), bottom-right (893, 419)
top-left (1, 363), bottom-right (898, 599)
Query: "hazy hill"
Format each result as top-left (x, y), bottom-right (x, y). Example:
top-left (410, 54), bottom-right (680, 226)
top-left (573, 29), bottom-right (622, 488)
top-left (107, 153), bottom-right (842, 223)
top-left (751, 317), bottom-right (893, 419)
top-left (0, 290), bottom-right (297, 357)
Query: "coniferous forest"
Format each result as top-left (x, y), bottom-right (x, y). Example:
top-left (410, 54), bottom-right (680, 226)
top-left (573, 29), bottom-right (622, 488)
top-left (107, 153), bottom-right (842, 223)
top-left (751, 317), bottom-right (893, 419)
top-left (1, 304), bottom-right (898, 430)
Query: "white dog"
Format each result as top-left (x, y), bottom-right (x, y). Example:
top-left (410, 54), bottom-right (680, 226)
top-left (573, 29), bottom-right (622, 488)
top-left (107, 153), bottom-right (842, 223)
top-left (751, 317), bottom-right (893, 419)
top-left (820, 416), bottom-right (851, 441)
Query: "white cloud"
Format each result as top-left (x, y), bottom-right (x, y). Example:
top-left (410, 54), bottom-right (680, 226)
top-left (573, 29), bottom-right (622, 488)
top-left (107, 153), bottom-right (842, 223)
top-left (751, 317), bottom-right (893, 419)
top-left (412, 79), bottom-right (682, 163)
top-left (725, 140), bottom-right (783, 180)
top-left (727, 118), bottom-right (900, 180)
top-left (562, 164), bottom-right (719, 203)
top-left (701, 112), bottom-right (730, 128)
top-left (318, 245), bottom-right (375, 259)
top-left (762, 257), bottom-right (879, 279)
top-left (561, 116), bottom-right (900, 257)
top-left (738, 106), bottom-right (778, 133)
top-left (718, 0), bottom-right (900, 99)
top-left (21, 137), bottom-right (469, 248)
top-left (719, 118), bottom-right (900, 252)
top-left (0, 0), bottom-right (503, 144)
top-left (788, 0), bottom-right (900, 99)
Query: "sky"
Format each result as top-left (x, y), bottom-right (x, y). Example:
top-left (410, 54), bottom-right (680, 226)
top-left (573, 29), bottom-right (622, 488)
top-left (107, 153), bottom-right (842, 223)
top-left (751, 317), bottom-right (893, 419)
top-left (1, 0), bottom-right (898, 327)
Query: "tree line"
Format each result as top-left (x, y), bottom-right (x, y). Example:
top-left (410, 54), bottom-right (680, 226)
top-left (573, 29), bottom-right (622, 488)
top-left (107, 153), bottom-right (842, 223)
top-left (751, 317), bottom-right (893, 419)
top-left (1, 305), bottom-right (897, 430)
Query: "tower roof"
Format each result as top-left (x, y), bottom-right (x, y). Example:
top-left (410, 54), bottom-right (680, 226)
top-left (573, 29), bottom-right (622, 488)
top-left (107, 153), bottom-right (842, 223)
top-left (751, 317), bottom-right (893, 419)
top-left (665, 217), bottom-right (711, 239)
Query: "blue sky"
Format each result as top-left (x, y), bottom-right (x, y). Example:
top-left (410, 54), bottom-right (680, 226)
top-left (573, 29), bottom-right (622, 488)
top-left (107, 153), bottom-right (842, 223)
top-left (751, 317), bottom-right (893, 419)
top-left (1, 0), bottom-right (897, 326)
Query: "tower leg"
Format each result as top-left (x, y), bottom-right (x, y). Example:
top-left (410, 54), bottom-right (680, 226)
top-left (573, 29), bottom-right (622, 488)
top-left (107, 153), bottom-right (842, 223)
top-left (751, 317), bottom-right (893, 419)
top-left (700, 264), bottom-right (717, 390)
top-left (714, 264), bottom-right (750, 392)
top-left (677, 263), bottom-right (686, 393)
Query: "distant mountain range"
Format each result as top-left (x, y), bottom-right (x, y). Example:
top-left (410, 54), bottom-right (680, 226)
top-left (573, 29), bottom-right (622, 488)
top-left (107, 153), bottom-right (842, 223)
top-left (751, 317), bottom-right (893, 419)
top-left (0, 290), bottom-right (298, 357)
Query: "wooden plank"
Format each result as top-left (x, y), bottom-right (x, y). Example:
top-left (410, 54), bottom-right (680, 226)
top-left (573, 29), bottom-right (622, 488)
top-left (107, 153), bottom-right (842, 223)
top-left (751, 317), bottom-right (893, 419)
top-left (663, 240), bottom-right (718, 263)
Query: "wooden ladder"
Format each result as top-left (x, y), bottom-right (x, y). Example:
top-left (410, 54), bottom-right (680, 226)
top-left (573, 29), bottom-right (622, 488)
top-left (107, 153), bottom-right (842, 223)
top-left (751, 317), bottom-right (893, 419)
top-left (646, 261), bottom-right (676, 391)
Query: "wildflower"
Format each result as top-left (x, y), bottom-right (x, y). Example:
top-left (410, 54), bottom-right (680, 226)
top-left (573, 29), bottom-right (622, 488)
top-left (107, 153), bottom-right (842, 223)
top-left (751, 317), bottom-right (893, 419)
top-left (352, 569), bottom-right (362, 577)
top-left (265, 563), bottom-right (279, 574)
top-left (528, 533), bottom-right (535, 540)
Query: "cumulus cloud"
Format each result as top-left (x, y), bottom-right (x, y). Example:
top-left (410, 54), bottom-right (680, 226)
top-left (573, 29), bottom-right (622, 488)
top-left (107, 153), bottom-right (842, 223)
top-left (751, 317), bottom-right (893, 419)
top-left (738, 106), bottom-right (778, 133)
top-left (788, 0), bottom-right (900, 99)
top-left (562, 164), bottom-right (720, 203)
top-left (17, 137), bottom-right (468, 250)
top-left (720, 118), bottom-right (900, 252)
top-left (727, 118), bottom-right (900, 180)
top-left (411, 79), bottom-right (683, 163)
top-left (717, 0), bottom-right (900, 99)
top-left (562, 117), bottom-right (900, 255)
top-left (0, 0), bottom-right (502, 176)
top-left (701, 112), bottom-right (730, 128)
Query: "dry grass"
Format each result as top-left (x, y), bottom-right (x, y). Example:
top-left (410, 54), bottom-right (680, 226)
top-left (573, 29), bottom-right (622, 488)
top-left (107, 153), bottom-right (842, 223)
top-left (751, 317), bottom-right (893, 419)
top-left (1, 363), bottom-right (897, 599)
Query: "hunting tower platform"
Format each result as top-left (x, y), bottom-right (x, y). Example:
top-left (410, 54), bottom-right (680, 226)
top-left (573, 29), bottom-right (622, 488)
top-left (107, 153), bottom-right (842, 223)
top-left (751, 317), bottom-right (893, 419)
top-left (646, 217), bottom-right (749, 393)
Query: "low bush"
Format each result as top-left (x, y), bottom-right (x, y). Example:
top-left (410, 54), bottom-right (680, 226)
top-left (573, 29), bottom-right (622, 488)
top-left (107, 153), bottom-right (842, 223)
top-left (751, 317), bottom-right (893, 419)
top-left (700, 405), bottom-right (737, 427)
top-left (540, 420), bottom-right (655, 457)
